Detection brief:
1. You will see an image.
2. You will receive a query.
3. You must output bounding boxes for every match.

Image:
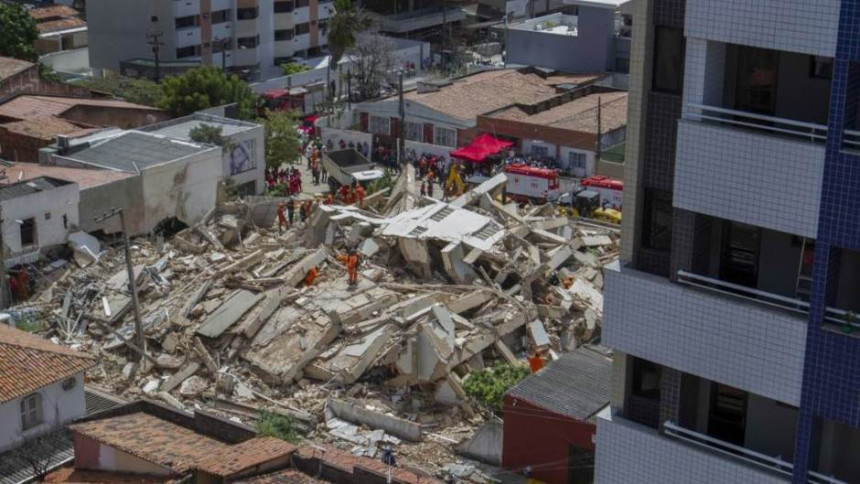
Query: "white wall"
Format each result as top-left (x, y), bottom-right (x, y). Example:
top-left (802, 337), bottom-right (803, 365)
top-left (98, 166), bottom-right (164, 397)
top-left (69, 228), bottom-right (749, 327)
top-left (225, 125), bottom-right (266, 194)
top-left (559, 146), bottom-right (596, 178)
top-left (0, 373), bottom-right (86, 453)
top-left (40, 48), bottom-right (90, 74)
top-left (322, 127), bottom-right (373, 151)
top-left (0, 182), bottom-right (80, 254)
top-left (141, 149), bottom-right (222, 230)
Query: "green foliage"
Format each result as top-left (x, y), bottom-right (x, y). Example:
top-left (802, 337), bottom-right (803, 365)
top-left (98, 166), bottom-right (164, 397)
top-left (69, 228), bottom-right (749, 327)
top-left (0, 3), bottom-right (39, 62)
top-left (365, 168), bottom-right (394, 194)
top-left (189, 123), bottom-right (236, 153)
top-left (463, 363), bottom-right (530, 411)
top-left (281, 62), bottom-right (310, 75)
top-left (256, 410), bottom-right (301, 443)
top-left (328, 0), bottom-right (371, 67)
top-left (15, 318), bottom-right (43, 334)
top-left (159, 67), bottom-right (257, 120)
top-left (38, 63), bottom-right (62, 83)
top-left (80, 74), bottom-right (165, 107)
top-left (262, 110), bottom-right (302, 170)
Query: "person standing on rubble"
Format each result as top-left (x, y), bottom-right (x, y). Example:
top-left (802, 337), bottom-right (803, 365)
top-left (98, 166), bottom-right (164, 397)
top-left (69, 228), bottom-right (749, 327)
top-left (276, 201), bottom-right (289, 234)
top-left (427, 178), bottom-right (435, 199)
top-left (337, 250), bottom-right (360, 285)
top-left (355, 184), bottom-right (366, 209)
top-left (17, 270), bottom-right (30, 300)
top-left (287, 198), bottom-right (296, 225)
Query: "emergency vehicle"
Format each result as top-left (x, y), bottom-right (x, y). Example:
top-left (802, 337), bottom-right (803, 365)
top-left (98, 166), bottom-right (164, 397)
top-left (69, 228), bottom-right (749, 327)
top-left (503, 163), bottom-right (562, 203)
top-left (581, 175), bottom-right (623, 210)
top-left (257, 88), bottom-right (307, 117)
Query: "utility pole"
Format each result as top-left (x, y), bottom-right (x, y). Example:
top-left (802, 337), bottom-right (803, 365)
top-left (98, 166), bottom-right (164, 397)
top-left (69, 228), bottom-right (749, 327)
top-left (146, 32), bottom-right (164, 83)
top-left (441, 0), bottom-right (447, 73)
top-left (596, 96), bottom-right (602, 159)
top-left (95, 209), bottom-right (145, 363)
top-left (398, 72), bottom-right (405, 166)
top-left (347, 69), bottom-right (352, 109)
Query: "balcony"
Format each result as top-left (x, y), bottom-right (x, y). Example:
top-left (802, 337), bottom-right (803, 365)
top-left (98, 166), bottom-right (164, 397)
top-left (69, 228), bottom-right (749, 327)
top-left (274, 12), bottom-right (295, 29)
top-left (602, 264), bottom-right (807, 406)
top-left (596, 413), bottom-right (793, 484)
top-left (318, 2), bottom-right (335, 20)
top-left (173, 0), bottom-right (201, 18)
top-left (211, 0), bottom-right (232, 11)
top-left (293, 6), bottom-right (310, 24)
top-left (212, 22), bottom-right (232, 42)
top-left (685, 0), bottom-right (839, 57)
top-left (293, 33), bottom-right (310, 51)
top-left (378, 6), bottom-right (466, 34)
top-left (233, 46), bottom-right (259, 66)
top-left (235, 18), bottom-right (259, 37)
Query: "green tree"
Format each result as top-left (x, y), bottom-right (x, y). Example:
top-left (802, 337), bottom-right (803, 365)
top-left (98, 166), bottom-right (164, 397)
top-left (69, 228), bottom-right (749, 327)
top-left (189, 123), bottom-right (235, 152)
top-left (326, 0), bottom-right (371, 99)
top-left (0, 3), bottom-right (39, 62)
top-left (160, 67), bottom-right (257, 119)
top-left (80, 74), bottom-right (165, 107)
top-left (280, 62), bottom-right (310, 75)
top-left (256, 410), bottom-right (301, 443)
top-left (463, 363), bottom-right (530, 412)
top-left (263, 110), bottom-right (302, 170)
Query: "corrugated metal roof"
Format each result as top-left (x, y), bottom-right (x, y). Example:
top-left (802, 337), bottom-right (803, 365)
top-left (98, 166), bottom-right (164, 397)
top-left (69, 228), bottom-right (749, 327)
top-left (506, 345), bottom-right (611, 422)
top-left (0, 176), bottom-right (73, 202)
top-left (64, 131), bottom-right (212, 173)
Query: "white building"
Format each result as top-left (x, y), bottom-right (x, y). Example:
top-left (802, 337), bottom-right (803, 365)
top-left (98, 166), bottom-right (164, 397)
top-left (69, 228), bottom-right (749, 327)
top-left (142, 113), bottom-right (266, 195)
top-left (0, 323), bottom-right (93, 454)
top-left (87, 0), bottom-right (333, 81)
top-left (0, 176), bottom-right (80, 266)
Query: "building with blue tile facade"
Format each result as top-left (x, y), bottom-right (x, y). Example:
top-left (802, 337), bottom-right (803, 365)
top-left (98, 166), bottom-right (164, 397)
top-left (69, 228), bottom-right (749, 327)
top-left (595, 0), bottom-right (860, 482)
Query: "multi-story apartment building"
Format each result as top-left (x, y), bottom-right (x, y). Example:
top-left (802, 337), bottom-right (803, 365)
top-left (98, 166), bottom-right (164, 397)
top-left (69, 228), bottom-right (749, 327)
top-left (87, 0), bottom-right (333, 81)
top-left (596, 0), bottom-right (860, 483)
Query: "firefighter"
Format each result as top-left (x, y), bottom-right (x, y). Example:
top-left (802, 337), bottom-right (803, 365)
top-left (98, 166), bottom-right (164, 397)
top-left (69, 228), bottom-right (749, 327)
top-left (276, 201), bottom-right (288, 234)
top-left (337, 251), bottom-right (360, 285)
top-left (339, 184), bottom-right (351, 204)
top-left (355, 184), bottom-right (366, 208)
top-left (324, 193), bottom-right (334, 205)
top-left (304, 266), bottom-right (319, 286)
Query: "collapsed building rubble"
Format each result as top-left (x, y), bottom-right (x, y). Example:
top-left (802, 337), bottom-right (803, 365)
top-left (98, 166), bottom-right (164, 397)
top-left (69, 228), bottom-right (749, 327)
top-left (18, 165), bottom-right (618, 480)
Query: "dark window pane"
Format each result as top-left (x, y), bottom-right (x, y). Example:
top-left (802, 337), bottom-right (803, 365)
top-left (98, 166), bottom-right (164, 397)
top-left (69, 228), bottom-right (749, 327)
top-left (275, 29), bottom-right (294, 41)
top-left (237, 35), bottom-right (260, 48)
top-left (642, 188), bottom-right (672, 250)
top-left (652, 27), bottom-right (685, 94)
top-left (211, 9), bottom-right (230, 23)
top-left (274, 0), bottom-right (294, 12)
top-left (632, 358), bottom-right (662, 400)
top-left (296, 0), bottom-right (310, 7)
top-left (176, 45), bottom-right (199, 58)
top-left (19, 218), bottom-right (35, 246)
top-left (175, 15), bottom-right (197, 29)
top-left (237, 7), bottom-right (258, 20)
top-left (295, 22), bottom-right (310, 35)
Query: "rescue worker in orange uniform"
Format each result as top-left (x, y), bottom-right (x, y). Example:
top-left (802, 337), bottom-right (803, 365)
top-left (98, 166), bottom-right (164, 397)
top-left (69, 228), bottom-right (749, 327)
top-left (337, 251), bottom-right (359, 285)
top-left (355, 184), bottom-right (366, 209)
top-left (528, 348), bottom-right (545, 373)
top-left (324, 193), bottom-right (334, 205)
top-left (276, 201), bottom-right (288, 234)
top-left (17, 270), bottom-right (29, 300)
top-left (304, 266), bottom-right (319, 286)
top-left (339, 184), bottom-right (351, 204)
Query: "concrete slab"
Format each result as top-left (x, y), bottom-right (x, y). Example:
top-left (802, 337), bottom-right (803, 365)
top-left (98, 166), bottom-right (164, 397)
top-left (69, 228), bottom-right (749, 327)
top-left (327, 398), bottom-right (421, 442)
top-left (197, 290), bottom-right (264, 338)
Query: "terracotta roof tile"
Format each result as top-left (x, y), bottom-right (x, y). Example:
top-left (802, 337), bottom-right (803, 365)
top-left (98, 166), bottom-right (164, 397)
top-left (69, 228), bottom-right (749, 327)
top-left (194, 437), bottom-right (298, 477)
top-left (69, 413), bottom-right (231, 473)
top-left (37, 18), bottom-right (87, 34)
top-left (489, 91), bottom-right (628, 134)
top-left (0, 116), bottom-right (95, 140)
top-left (236, 469), bottom-right (326, 484)
top-left (0, 56), bottom-right (34, 82)
top-left (295, 446), bottom-right (443, 484)
top-left (402, 69), bottom-right (601, 121)
top-left (4, 162), bottom-right (134, 190)
top-left (0, 324), bottom-right (94, 402)
top-left (45, 466), bottom-right (178, 483)
top-left (0, 95), bottom-right (161, 122)
top-left (29, 5), bottom-right (80, 20)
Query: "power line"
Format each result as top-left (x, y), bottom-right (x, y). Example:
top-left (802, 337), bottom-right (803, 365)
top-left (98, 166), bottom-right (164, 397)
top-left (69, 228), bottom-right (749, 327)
top-left (146, 31), bottom-right (164, 83)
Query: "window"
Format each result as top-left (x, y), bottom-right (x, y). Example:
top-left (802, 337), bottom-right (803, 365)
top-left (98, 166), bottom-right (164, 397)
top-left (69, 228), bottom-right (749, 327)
top-left (19, 217), bottom-right (35, 247)
top-left (434, 127), bottom-right (456, 147)
top-left (615, 56), bottom-right (630, 74)
top-left (810, 55), bottom-right (834, 79)
top-left (631, 358), bottom-right (661, 400)
top-left (211, 9), bottom-right (230, 23)
top-left (369, 115), bottom-right (390, 135)
top-left (568, 151), bottom-right (587, 170)
top-left (531, 144), bottom-right (549, 158)
top-left (318, 20), bottom-right (328, 35)
top-left (213, 38), bottom-right (231, 53)
top-left (150, 15), bottom-right (158, 22)
top-left (295, 22), bottom-right (310, 35)
top-left (175, 15), bottom-right (197, 29)
top-left (641, 188), bottom-right (672, 250)
top-left (274, 0), bottom-right (294, 12)
top-left (176, 45), bottom-right (200, 58)
top-left (44, 212), bottom-right (51, 221)
top-left (275, 29), bottom-right (294, 41)
top-left (652, 27), bottom-right (685, 94)
top-left (237, 7), bottom-right (258, 20)
top-left (296, 0), bottom-right (309, 7)
top-left (406, 122), bottom-right (423, 141)
top-left (237, 35), bottom-right (260, 49)
top-left (20, 393), bottom-right (43, 430)
top-left (62, 214), bottom-right (68, 229)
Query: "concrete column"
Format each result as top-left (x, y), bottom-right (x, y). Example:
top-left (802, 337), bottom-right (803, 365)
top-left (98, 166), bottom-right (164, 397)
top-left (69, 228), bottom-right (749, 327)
top-left (658, 366), bottom-right (682, 429)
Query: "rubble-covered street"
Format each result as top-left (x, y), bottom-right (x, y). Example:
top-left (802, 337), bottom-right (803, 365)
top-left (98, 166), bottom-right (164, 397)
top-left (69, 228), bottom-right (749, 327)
top-left (16, 165), bottom-right (617, 481)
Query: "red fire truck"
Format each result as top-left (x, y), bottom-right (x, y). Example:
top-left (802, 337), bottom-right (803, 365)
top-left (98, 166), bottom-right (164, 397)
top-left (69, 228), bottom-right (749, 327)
top-left (581, 175), bottom-right (623, 210)
top-left (257, 87), bottom-right (307, 117)
top-left (503, 163), bottom-right (562, 203)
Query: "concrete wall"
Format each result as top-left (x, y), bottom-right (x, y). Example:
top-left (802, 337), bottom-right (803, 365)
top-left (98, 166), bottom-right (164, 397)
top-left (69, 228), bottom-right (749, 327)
top-left (62, 105), bottom-right (169, 130)
top-left (224, 124), bottom-right (265, 194)
top-left (72, 433), bottom-right (171, 476)
top-left (78, 176), bottom-right (143, 235)
top-left (506, 7), bottom-right (615, 73)
top-left (40, 48), bottom-right (90, 74)
top-left (0, 182), bottom-right (80, 253)
top-left (0, 373), bottom-right (85, 453)
top-left (141, 149), bottom-right (222, 231)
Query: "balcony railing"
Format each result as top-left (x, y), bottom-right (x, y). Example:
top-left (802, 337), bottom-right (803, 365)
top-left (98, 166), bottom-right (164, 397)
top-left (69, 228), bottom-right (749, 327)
top-left (842, 129), bottom-right (860, 152)
top-left (686, 103), bottom-right (829, 144)
top-left (676, 270), bottom-right (860, 329)
top-left (664, 421), bottom-right (846, 484)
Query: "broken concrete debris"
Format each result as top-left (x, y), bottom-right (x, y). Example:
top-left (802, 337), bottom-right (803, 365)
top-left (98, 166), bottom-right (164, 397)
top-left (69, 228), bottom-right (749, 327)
top-left (18, 164), bottom-right (617, 481)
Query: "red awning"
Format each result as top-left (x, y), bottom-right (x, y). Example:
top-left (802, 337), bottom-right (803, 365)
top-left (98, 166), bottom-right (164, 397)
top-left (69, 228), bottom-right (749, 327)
top-left (450, 133), bottom-right (513, 162)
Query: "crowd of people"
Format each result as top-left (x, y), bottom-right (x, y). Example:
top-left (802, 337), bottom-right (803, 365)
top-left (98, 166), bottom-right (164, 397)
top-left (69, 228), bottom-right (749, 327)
top-left (265, 166), bottom-right (306, 195)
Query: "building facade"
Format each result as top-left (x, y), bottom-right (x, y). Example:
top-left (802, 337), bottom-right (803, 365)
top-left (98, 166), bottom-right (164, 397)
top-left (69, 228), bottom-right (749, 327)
top-left (87, 0), bottom-right (333, 81)
top-left (596, 0), bottom-right (860, 483)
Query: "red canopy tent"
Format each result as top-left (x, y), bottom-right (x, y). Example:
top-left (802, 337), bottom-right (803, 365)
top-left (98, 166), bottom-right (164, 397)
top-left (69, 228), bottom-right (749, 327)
top-left (450, 133), bottom-right (514, 162)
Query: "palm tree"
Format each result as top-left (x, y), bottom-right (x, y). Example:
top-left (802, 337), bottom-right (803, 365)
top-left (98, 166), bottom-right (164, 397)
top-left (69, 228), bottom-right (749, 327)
top-left (326, 0), bottom-right (371, 102)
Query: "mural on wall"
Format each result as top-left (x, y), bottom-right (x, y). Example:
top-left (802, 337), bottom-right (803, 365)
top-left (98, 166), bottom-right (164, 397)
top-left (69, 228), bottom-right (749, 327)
top-left (229, 139), bottom-right (256, 175)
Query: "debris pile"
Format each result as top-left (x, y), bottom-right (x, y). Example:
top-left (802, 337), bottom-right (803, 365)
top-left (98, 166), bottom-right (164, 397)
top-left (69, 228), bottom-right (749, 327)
top-left (23, 165), bottom-right (618, 479)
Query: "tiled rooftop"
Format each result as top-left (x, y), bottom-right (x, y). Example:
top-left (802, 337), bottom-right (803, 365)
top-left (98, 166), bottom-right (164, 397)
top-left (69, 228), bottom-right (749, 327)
top-left (236, 469), bottom-right (327, 484)
top-left (488, 91), bottom-right (628, 134)
top-left (294, 446), bottom-right (441, 484)
top-left (0, 56), bottom-right (34, 82)
top-left (0, 116), bottom-right (95, 140)
top-left (69, 412), bottom-right (231, 473)
top-left (0, 95), bottom-right (160, 122)
top-left (3, 162), bottom-right (134, 190)
top-left (37, 18), bottom-right (87, 34)
top-left (0, 323), bottom-right (94, 403)
top-left (194, 437), bottom-right (298, 477)
top-left (401, 69), bottom-right (601, 121)
top-left (29, 5), bottom-right (80, 20)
